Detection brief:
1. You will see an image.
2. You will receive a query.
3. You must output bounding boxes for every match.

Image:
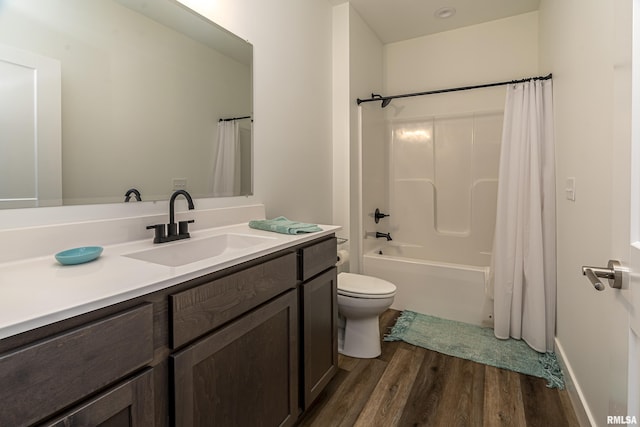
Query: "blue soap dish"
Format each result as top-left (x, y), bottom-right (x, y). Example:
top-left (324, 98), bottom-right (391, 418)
top-left (55, 246), bottom-right (103, 265)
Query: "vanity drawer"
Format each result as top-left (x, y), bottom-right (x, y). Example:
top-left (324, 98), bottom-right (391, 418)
top-left (170, 252), bottom-right (297, 348)
top-left (0, 304), bottom-right (154, 427)
top-left (298, 237), bottom-right (337, 281)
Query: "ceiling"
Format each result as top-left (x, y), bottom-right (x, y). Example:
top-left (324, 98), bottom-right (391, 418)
top-left (328, 0), bottom-right (540, 44)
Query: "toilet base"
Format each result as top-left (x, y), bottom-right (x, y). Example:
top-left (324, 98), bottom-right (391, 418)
top-left (339, 317), bottom-right (381, 359)
top-left (336, 273), bottom-right (396, 359)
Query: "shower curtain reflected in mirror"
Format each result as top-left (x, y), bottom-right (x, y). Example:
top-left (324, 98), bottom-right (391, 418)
top-left (212, 120), bottom-right (241, 197)
top-left (490, 78), bottom-right (556, 353)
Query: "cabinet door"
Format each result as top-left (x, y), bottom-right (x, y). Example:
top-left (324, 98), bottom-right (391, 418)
top-left (43, 368), bottom-right (154, 427)
top-left (298, 237), bottom-right (337, 281)
top-left (171, 252), bottom-right (297, 349)
top-left (0, 304), bottom-right (153, 427)
top-left (301, 267), bottom-right (338, 409)
top-left (172, 290), bottom-right (299, 427)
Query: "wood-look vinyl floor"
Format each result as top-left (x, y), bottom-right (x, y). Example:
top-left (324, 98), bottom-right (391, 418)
top-left (298, 309), bottom-right (580, 427)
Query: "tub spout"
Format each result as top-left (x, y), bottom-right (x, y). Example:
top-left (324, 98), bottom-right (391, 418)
top-left (376, 232), bottom-right (392, 241)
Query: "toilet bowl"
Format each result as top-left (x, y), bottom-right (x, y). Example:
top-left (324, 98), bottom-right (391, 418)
top-left (337, 272), bottom-right (396, 358)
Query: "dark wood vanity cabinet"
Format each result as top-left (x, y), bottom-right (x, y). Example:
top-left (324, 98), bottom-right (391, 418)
top-left (300, 268), bottom-right (338, 409)
top-left (0, 234), bottom-right (337, 427)
top-left (0, 304), bottom-right (155, 427)
top-left (298, 237), bottom-right (338, 410)
top-left (169, 236), bottom-right (338, 425)
top-left (169, 252), bottom-right (298, 349)
top-left (43, 368), bottom-right (155, 427)
top-left (172, 289), bottom-right (299, 427)
top-left (169, 252), bottom-right (300, 427)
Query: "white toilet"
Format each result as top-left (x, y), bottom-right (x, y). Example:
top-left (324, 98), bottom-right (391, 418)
top-left (337, 272), bottom-right (397, 358)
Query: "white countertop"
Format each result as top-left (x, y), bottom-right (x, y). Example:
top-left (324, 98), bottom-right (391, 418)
top-left (0, 223), bottom-right (340, 340)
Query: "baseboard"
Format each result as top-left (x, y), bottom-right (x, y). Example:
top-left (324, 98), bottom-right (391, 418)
top-left (555, 338), bottom-right (596, 426)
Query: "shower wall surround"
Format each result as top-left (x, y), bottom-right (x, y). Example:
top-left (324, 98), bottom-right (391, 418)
top-left (389, 112), bottom-right (502, 267)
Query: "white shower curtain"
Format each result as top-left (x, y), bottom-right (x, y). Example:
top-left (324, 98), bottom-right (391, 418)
top-left (491, 79), bottom-right (556, 353)
top-left (212, 120), bottom-right (241, 197)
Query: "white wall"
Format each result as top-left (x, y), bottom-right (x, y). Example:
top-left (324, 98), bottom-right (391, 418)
top-left (332, 4), bottom-right (352, 245)
top-left (360, 102), bottom-right (387, 258)
top-left (384, 12), bottom-right (539, 98)
top-left (331, 4), bottom-right (384, 272)
top-left (539, 0), bottom-right (622, 424)
top-left (0, 0), bottom-right (334, 228)
top-left (349, 7), bottom-right (384, 272)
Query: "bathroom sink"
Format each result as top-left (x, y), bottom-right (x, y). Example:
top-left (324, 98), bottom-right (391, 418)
top-left (123, 233), bottom-right (276, 267)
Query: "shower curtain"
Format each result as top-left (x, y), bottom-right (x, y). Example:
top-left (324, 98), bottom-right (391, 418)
top-left (212, 120), bottom-right (241, 197)
top-left (491, 79), bottom-right (556, 353)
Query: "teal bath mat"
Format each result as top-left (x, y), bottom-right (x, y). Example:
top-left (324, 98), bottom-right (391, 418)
top-left (384, 310), bottom-right (564, 389)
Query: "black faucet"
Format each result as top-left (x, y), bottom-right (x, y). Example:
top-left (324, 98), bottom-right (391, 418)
top-left (124, 188), bottom-right (142, 202)
top-left (376, 232), bottom-right (392, 241)
top-left (147, 190), bottom-right (195, 243)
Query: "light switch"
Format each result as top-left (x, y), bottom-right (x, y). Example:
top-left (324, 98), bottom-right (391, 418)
top-left (565, 177), bottom-right (576, 201)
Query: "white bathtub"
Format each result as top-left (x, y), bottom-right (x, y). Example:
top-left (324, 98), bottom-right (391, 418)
top-left (362, 246), bottom-right (494, 327)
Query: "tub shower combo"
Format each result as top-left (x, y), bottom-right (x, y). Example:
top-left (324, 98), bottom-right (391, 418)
top-left (361, 107), bottom-right (502, 327)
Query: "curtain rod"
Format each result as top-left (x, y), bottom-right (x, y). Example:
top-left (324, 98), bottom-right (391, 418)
top-left (357, 73), bottom-right (552, 107)
top-left (219, 115), bottom-right (252, 122)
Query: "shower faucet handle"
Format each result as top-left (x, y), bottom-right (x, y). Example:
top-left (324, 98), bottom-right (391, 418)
top-left (374, 208), bottom-right (390, 223)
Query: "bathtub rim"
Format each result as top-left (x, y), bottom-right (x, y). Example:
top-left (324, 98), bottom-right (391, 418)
top-left (364, 247), bottom-right (490, 274)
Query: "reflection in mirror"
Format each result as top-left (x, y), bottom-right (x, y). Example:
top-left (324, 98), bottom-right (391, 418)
top-left (0, 44), bottom-right (62, 209)
top-left (0, 0), bottom-right (253, 209)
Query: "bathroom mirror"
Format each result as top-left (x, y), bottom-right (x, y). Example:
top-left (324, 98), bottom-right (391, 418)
top-left (0, 0), bottom-right (253, 209)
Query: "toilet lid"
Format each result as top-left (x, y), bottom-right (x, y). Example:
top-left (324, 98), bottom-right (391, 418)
top-left (337, 272), bottom-right (396, 297)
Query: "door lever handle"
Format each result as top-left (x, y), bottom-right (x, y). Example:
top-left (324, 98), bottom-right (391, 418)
top-left (582, 267), bottom-right (606, 291)
top-left (581, 260), bottom-right (624, 291)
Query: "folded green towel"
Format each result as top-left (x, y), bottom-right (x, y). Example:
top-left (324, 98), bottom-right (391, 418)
top-left (249, 216), bottom-right (322, 235)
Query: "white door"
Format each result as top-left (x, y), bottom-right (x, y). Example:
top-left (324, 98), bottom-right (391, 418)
top-left (625, 0), bottom-right (640, 415)
top-left (603, 0), bottom-right (640, 421)
top-left (0, 44), bottom-right (62, 208)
